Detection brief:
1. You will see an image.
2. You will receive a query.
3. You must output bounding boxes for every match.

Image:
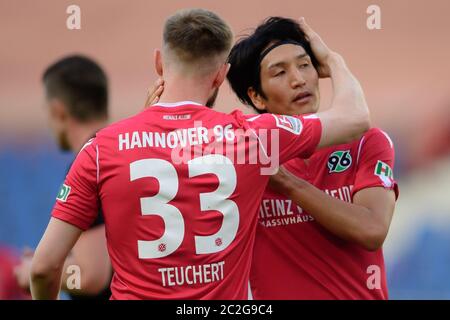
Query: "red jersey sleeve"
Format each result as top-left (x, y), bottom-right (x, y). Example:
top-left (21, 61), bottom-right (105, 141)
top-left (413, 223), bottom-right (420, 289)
top-left (352, 128), bottom-right (399, 199)
top-left (51, 138), bottom-right (99, 230)
top-left (238, 112), bottom-right (322, 165)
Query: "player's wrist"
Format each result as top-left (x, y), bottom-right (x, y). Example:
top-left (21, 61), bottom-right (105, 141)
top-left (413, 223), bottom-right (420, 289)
top-left (277, 176), bottom-right (307, 198)
top-left (326, 53), bottom-right (346, 75)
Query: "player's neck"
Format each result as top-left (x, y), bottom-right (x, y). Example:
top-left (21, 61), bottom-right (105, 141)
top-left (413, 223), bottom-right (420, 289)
top-left (157, 75), bottom-right (212, 106)
top-left (68, 119), bottom-right (107, 152)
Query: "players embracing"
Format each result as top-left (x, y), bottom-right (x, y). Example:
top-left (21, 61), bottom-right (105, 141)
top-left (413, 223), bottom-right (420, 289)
top-left (29, 9), bottom-right (381, 300)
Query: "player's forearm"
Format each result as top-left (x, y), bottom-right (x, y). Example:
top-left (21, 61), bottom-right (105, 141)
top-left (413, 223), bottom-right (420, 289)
top-left (60, 254), bottom-right (79, 293)
top-left (30, 266), bottom-right (63, 300)
top-left (60, 235), bottom-right (111, 297)
top-left (328, 54), bottom-right (370, 139)
top-left (281, 178), bottom-right (384, 251)
top-left (60, 254), bottom-right (103, 295)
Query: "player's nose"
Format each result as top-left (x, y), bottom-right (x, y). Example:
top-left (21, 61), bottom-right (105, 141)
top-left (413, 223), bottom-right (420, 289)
top-left (290, 67), bottom-right (306, 88)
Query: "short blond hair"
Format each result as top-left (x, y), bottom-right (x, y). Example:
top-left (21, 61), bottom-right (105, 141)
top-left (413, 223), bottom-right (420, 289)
top-left (163, 9), bottom-right (233, 72)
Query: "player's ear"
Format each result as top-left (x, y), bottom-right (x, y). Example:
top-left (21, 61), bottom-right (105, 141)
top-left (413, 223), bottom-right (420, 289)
top-left (154, 49), bottom-right (163, 77)
top-left (212, 62), bottom-right (230, 89)
top-left (247, 87), bottom-right (267, 112)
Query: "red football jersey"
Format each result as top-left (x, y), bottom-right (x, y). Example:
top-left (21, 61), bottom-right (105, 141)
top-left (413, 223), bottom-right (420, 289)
top-left (51, 102), bottom-right (322, 299)
top-left (250, 128), bottom-right (399, 300)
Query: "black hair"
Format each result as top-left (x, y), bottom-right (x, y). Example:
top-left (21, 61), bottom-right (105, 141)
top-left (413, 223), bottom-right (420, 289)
top-left (42, 55), bottom-right (108, 121)
top-left (227, 17), bottom-right (318, 113)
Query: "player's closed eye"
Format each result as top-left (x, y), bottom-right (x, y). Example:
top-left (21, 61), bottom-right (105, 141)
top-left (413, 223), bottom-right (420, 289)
top-left (274, 70), bottom-right (285, 77)
top-left (298, 63), bottom-right (309, 69)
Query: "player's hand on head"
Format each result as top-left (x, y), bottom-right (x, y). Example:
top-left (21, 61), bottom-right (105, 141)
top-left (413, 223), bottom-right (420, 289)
top-left (13, 247), bottom-right (34, 292)
top-left (298, 17), bottom-right (338, 78)
top-left (144, 77), bottom-right (164, 108)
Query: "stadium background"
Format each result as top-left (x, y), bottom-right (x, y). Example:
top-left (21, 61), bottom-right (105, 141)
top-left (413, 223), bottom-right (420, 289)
top-left (1, 0), bottom-right (449, 299)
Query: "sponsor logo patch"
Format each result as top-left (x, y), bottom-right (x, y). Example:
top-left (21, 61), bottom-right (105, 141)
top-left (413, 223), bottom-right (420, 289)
top-left (272, 115), bottom-right (303, 135)
top-left (374, 160), bottom-right (394, 187)
top-left (327, 150), bottom-right (352, 173)
top-left (56, 184), bottom-right (71, 202)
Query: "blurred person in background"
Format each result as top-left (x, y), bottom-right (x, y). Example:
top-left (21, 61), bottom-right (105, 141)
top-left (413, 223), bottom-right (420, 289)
top-left (226, 17), bottom-right (399, 299)
top-left (13, 55), bottom-right (112, 300)
top-left (0, 245), bottom-right (30, 299)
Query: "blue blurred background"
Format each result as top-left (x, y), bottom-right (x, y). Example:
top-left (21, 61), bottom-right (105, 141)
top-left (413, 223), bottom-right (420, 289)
top-left (0, 137), bottom-right (72, 249)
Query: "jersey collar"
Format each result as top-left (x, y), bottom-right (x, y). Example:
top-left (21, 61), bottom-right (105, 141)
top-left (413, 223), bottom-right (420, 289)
top-left (152, 101), bottom-right (203, 108)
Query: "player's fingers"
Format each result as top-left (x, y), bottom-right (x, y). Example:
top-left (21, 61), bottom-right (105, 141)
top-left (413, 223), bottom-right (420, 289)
top-left (146, 79), bottom-right (163, 99)
top-left (299, 17), bottom-right (332, 59)
top-left (153, 87), bottom-right (163, 104)
top-left (151, 78), bottom-right (164, 91)
top-left (144, 78), bottom-right (164, 107)
top-left (153, 84), bottom-right (164, 98)
top-left (145, 96), bottom-right (154, 108)
top-left (145, 84), bottom-right (164, 107)
top-left (299, 17), bottom-right (329, 49)
top-left (298, 17), bottom-right (317, 41)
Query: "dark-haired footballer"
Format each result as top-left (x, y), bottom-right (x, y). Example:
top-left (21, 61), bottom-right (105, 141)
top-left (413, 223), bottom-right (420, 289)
top-left (227, 17), bottom-right (399, 299)
top-left (14, 55), bottom-right (112, 300)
